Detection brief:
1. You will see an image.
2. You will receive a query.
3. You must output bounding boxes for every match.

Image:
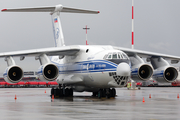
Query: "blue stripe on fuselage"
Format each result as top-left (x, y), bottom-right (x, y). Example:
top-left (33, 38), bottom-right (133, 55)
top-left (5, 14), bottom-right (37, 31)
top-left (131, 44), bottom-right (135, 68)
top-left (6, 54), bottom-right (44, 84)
top-left (51, 60), bottom-right (118, 74)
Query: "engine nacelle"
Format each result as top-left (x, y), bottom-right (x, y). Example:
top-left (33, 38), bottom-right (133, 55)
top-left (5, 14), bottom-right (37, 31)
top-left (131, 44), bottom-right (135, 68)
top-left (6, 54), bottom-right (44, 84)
top-left (37, 64), bottom-right (59, 82)
top-left (153, 67), bottom-right (178, 83)
top-left (3, 65), bottom-right (23, 83)
top-left (131, 64), bottom-right (153, 81)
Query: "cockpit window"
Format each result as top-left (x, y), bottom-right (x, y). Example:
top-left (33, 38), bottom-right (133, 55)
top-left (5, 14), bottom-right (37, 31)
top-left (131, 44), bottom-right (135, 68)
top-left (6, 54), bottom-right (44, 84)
top-left (120, 54), bottom-right (123, 59)
top-left (112, 53), bottom-right (117, 59)
top-left (118, 54), bottom-right (121, 59)
top-left (107, 54), bottom-right (112, 59)
top-left (122, 53), bottom-right (128, 59)
top-left (105, 52), bottom-right (129, 60)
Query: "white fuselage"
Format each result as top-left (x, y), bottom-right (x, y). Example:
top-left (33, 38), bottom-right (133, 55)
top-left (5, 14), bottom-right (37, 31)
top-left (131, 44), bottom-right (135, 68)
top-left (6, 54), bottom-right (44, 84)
top-left (51, 45), bottom-right (131, 92)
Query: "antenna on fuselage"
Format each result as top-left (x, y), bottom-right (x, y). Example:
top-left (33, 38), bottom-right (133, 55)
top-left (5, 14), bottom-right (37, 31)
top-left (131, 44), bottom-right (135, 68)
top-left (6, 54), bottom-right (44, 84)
top-left (83, 25), bottom-right (90, 45)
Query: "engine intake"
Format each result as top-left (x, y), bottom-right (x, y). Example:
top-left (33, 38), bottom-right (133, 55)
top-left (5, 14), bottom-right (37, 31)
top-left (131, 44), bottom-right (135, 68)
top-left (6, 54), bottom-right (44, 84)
top-left (38, 64), bottom-right (59, 81)
top-left (153, 67), bottom-right (178, 83)
top-left (131, 64), bottom-right (153, 81)
top-left (164, 67), bottom-right (178, 82)
top-left (3, 66), bottom-right (23, 83)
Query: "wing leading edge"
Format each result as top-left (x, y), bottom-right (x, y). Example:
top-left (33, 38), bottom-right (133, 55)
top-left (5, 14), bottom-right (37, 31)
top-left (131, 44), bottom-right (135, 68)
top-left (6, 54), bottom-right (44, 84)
top-left (113, 46), bottom-right (180, 63)
top-left (0, 46), bottom-right (80, 58)
top-left (1, 5), bottom-right (100, 14)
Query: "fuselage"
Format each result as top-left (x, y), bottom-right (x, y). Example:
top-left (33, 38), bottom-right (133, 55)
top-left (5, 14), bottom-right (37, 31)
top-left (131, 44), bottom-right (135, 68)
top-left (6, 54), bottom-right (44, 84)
top-left (51, 45), bottom-right (131, 92)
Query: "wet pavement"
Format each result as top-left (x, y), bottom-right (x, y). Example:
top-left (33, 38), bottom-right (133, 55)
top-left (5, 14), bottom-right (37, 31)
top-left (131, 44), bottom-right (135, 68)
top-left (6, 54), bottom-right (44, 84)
top-left (0, 87), bottom-right (180, 120)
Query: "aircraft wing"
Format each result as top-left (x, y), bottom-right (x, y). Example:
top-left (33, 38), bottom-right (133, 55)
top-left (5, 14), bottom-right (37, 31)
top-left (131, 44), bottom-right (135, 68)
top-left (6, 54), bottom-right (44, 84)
top-left (113, 46), bottom-right (180, 63)
top-left (0, 45), bottom-right (80, 58)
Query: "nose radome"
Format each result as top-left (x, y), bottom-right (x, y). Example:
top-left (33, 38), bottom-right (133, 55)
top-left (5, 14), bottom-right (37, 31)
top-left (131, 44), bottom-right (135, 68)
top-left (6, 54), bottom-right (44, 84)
top-left (116, 63), bottom-right (131, 76)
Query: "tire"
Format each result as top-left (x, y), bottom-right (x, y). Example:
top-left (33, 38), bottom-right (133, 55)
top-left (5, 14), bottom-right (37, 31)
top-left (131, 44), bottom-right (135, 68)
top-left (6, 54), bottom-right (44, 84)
top-left (59, 89), bottom-right (63, 97)
top-left (110, 89), bottom-right (113, 97)
top-left (65, 88), bottom-right (70, 97)
top-left (105, 88), bottom-right (111, 98)
top-left (51, 88), bottom-right (54, 96)
top-left (102, 89), bottom-right (106, 97)
top-left (69, 88), bottom-right (73, 96)
top-left (111, 88), bottom-right (116, 97)
top-left (92, 92), bottom-right (98, 97)
top-left (54, 88), bottom-right (59, 97)
top-left (98, 89), bottom-right (102, 98)
top-left (107, 92), bottom-right (111, 99)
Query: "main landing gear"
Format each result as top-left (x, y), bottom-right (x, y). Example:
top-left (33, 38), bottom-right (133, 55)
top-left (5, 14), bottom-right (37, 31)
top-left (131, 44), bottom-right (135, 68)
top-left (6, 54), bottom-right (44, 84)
top-left (92, 88), bottom-right (116, 99)
top-left (51, 85), bottom-right (116, 99)
top-left (51, 85), bottom-right (73, 98)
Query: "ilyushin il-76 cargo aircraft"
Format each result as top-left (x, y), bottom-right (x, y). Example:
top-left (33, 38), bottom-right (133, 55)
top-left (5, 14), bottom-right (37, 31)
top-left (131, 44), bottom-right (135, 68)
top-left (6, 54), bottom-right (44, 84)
top-left (1, 4), bottom-right (180, 98)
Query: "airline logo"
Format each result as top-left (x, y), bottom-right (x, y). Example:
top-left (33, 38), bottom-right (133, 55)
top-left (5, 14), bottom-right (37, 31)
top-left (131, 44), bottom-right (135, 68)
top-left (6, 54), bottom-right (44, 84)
top-left (54, 18), bottom-right (58, 23)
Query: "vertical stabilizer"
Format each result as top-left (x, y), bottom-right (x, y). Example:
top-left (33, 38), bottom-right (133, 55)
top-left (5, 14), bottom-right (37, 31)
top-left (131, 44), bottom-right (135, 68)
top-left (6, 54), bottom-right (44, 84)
top-left (51, 5), bottom-right (65, 47)
top-left (2, 4), bottom-right (99, 47)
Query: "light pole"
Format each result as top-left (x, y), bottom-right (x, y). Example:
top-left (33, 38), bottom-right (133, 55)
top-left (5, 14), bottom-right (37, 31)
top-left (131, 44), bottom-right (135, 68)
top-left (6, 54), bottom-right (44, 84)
top-left (83, 25), bottom-right (90, 45)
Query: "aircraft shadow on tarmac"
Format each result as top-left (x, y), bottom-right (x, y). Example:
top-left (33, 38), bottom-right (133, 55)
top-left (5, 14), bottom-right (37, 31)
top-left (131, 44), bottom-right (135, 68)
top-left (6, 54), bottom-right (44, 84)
top-left (51, 95), bottom-right (116, 102)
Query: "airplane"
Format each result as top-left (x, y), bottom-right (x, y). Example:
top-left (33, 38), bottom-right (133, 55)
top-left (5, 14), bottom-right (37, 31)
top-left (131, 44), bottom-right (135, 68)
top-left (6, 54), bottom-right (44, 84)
top-left (1, 4), bottom-right (180, 98)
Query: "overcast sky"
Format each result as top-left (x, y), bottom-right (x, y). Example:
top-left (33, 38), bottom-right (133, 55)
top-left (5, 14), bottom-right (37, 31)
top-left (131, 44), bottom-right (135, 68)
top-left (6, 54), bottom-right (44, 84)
top-left (0, 0), bottom-right (180, 72)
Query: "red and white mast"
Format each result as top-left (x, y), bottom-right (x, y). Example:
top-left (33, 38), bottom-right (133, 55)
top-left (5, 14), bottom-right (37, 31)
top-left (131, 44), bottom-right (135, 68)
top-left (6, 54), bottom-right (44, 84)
top-left (131, 0), bottom-right (136, 89)
top-left (83, 25), bottom-right (90, 45)
top-left (132, 0), bottom-right (134, 49)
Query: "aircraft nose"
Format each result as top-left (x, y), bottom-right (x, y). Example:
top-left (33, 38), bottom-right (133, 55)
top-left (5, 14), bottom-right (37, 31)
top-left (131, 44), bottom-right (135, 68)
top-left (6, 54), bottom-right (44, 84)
top-left (116, 62), bottom-right (131, 76)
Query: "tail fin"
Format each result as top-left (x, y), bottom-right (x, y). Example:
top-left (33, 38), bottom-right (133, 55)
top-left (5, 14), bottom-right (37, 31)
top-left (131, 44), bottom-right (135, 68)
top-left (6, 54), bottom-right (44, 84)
top-left (2, 4), bottom-right (99, 47)
top-left (51, 13), bottom-right (64, 47)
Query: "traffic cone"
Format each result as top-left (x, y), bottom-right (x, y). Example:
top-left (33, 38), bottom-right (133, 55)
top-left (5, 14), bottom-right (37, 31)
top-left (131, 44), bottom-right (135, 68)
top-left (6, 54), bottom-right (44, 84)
top-left (14, 95), bottom-right (17, 100)
top-left (45, 90), bottom-right (46, 93)
top-left (52, 95), bottom-right (54, 99)
top-left (142, 97), bottom-right (145, 102)
top-left (149, 94), bottom-right (151, 98)
top-left (177, 94), bottom-right (179, 99)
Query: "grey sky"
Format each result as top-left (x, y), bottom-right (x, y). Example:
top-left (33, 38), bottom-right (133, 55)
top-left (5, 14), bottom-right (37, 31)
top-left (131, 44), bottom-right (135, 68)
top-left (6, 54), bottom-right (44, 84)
top-left (0, 0), bottom-right (180, 72)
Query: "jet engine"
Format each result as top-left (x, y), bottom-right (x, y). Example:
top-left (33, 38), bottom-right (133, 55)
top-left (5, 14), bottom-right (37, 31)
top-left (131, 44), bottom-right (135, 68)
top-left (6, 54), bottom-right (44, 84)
top-left (3, 65), bottom-right (23, 83)
top-left (150, 57), bottom-right (178, 83)
top-left (37, 64), bottom-right (59, 82)
top-left (153, 67), bottom-right (178, 83)
top-left (130, 55), bottom-right (153, 81)
top-left (131, 64), bottom-right (153, 81)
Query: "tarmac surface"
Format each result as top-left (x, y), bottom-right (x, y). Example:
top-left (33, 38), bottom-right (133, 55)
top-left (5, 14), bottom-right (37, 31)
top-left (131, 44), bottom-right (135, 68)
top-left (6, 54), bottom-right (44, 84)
top-left (0, 87), bottom-right (180, 120)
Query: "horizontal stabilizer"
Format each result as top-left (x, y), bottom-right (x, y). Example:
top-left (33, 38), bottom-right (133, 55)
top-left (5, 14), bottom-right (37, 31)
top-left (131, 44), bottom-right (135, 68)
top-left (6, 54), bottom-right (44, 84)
top-left (1, 4), bottom-right (100, 14)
